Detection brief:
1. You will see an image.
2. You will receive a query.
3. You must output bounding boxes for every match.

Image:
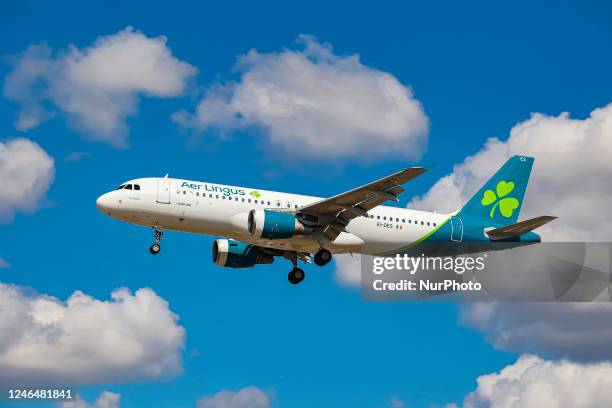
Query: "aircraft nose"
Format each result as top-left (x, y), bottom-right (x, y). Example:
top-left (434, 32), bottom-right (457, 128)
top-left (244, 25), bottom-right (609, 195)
top-left (96, 192), bottom-right (113, 214)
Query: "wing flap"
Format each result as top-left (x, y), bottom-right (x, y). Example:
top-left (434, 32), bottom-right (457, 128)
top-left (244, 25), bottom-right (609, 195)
top-left (486, 215), bottom-right (557, 239)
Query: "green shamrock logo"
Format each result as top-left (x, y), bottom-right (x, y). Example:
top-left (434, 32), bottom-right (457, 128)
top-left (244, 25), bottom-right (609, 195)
top-left (249, 191), bottom-right (261, 198)
top-left (481, 181), bottom-right (520, 218)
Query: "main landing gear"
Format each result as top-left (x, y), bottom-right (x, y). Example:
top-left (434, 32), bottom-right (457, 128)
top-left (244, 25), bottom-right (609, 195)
top-left (284, 249), bottom-right (332, 285)
top-left (313, 248), bottom-right (332, 266)
top-left (285, 251), bottom-right (305, 285)
top-left (288, 267), bottom-right (305, 285)
top-left (150, 227), bottom-right (163, 255)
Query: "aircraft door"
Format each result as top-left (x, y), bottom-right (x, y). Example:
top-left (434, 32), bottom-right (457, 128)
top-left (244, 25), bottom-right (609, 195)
top-left (450, 216), bottom-right (463, 242)
top-left (156, 178), bottom-right (171, 204)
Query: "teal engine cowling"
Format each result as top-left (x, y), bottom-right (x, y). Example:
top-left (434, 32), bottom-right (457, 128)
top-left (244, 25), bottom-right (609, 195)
top-left (212, 239), bottom-right (274, 268)
top-left (248, 209), bottom-right (312, 240)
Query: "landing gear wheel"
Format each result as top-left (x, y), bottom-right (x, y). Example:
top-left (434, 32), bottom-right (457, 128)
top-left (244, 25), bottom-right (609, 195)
top-left (150, 227), bottom-right (163, 255)
top-left (314, 249), bottom-right (332, 266)
top-left (288, 267), bottom-right (305, 284)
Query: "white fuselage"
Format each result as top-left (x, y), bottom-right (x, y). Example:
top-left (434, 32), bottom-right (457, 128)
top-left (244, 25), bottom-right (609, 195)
top-left (96, 177), bottom-right (451, 255)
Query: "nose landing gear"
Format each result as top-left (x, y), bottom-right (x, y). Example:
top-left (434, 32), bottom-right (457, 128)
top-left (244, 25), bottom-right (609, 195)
top-left (149, 227), bottom-right (163, 255)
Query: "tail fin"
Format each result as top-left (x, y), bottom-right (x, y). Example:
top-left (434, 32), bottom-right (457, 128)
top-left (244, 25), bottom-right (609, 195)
top-left (458, 155), bottom-right (534, 225)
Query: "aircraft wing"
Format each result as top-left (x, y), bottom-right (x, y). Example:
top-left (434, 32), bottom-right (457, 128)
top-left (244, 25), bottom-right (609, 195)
top-left (298, 166), bottom-right (427, 240)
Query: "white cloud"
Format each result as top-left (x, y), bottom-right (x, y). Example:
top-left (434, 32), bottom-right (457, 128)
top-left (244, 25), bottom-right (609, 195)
top-left (58, 391), bottom-right (120, 408)
top-left (196, 386), bottom-right (270, 408)
top-left (408, 103), bottom-right (612, 241)
top-left (453, 355), bottom-right (612, 408)
top-left (0, 138), bottom-right (55, 223)
top-left (3, 27), bottom-right (196, 147)
top-left (0, 283), bottom-right (185, 385)
top-left (334, 253), bottom-right (363, 286)
top-left (461, 302), bottom-right (612, 363)
top-left (174, 34), bottom-right (429, 160)
top-left (64, 151), bottom-right (91, 162)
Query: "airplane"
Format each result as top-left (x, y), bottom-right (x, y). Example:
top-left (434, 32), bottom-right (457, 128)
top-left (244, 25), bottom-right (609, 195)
top-left (96, 155), bottom-right (556, 284)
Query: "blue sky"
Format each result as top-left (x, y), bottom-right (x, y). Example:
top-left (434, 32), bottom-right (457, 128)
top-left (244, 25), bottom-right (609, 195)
top-left (1, 1), bottom-right (611, 407)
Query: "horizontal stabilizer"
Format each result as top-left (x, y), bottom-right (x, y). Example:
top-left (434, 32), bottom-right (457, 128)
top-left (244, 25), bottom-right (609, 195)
top-left (486, 215), bottom-right (557, 239)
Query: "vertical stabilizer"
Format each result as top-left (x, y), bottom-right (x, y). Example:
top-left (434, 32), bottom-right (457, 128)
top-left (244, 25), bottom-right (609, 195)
top-left (458, 155), bottom-right (533, 225)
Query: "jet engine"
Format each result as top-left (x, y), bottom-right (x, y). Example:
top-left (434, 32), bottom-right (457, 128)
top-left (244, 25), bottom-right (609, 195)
top-left (212, 239), bottom-right (274, 268)
top-left (248, 209), bottom-right (312, 239)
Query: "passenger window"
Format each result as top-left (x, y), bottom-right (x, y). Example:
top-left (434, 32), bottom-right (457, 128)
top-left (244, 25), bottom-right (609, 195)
top-left (235, 197), bottom-right (238, 201)
top-left (295, 205), bottom-right (298, 209)
top-left (408, 220), bottom-right (411, 224)
top-left (383, 216), bottom-right (386, 220)
top-left (396, 218), bottom-right (399, 222)
top-left (402, 219), bottom-right (405, 223)
top-left (216, 195), bottom-right (219, 199)
top-left (254, 200), bottom-right (258, 204)
top-left (267, 201), bottom-right (271, 205)
top-left (248, 199), bottom-right (251, 203)
top-left (196, 192), bottom-right (199, 196)
top-left (222, 196), bottom-right (226, 200)
top-left (377, 216), bottom-right (380, 219)
top-left (242, 198), bottom-right (245, 202)
top-left (433, 223), bottom-right (437, 227)
top-left (421, 221), bottom-right (424, 225)
top-left (427, 222), bottom-right (430, 226)
top-left (183, 190), bottom-right (186, 195)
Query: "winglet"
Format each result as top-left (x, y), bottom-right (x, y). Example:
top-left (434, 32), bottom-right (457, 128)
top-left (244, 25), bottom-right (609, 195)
top-left (422, 162), bottom-right (436, 172)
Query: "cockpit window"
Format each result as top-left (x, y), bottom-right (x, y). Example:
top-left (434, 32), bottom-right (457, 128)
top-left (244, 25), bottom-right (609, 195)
top-left (134, 184), bottom-right (140, 190)
top-left (115, 184), bottom-right (126, 190)
top-left (125, 184), bottom-right (133, 190)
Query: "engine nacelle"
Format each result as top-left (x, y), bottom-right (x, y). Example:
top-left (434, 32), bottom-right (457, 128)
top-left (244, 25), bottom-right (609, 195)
top-left (212, 239), bottom-right (274, 268)
top-left (248, 209), bottom-right (312, 239)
